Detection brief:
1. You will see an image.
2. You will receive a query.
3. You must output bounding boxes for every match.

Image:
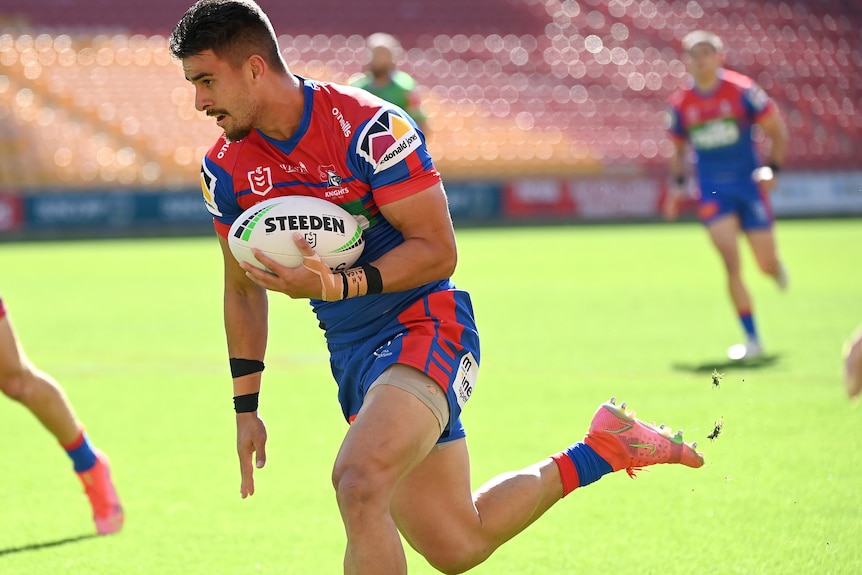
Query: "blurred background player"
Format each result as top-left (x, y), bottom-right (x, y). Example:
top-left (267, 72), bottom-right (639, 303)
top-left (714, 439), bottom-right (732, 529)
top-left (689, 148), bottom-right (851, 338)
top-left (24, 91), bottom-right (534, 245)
top-left (350, 32), bottom-right (428, 135)
top-left (664, 30), bottom-right (790, 361)
top-left (844, 325), bottom-right (862, 399)
top-left (0, 295), bottom-right (123, 535)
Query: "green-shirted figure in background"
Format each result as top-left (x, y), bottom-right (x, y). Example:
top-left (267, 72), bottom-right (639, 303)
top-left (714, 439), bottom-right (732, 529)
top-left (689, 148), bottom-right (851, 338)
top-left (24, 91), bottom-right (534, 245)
top-left (351, 32), bottom-right (428, 135)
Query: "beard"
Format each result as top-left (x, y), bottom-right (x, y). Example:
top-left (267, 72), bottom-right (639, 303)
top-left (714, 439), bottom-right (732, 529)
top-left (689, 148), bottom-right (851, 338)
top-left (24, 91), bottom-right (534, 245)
top-left (224, 121), bottom-right (253, 143)
top-left (209, 107), bottom-right (254, 143)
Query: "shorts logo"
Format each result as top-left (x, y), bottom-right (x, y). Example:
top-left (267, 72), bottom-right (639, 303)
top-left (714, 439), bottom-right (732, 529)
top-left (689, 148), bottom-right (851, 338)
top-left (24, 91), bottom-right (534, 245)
top-left (248, 166), bottom-right (273, 196)
top-left (698, 200), bottom-right (720, 221)
top-left (200, 160), bottom-right (222, 217)
top-left (357, 108), bottom-right (421, 174)
top-left (453, 352), bottom-right (478, 410)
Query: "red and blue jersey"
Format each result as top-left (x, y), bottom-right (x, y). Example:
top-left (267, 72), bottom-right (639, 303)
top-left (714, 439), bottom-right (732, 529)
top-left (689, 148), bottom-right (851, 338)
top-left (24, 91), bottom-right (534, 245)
top-left (669, 69), bottom-right (774, 189)
top-left (200, 78), bottom-right (452, 344)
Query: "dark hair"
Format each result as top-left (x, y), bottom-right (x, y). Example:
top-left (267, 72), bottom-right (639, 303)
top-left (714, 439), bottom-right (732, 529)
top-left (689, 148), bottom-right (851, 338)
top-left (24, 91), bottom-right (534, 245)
top-left (169, 0), bottom-right (286, 74)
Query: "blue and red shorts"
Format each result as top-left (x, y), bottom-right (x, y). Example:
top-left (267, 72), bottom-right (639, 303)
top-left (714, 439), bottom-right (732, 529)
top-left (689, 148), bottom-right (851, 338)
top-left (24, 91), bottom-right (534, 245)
top-left (697, 180), bottom-right (773, 231)
top-left (328, 288), bottom-right (480, 444)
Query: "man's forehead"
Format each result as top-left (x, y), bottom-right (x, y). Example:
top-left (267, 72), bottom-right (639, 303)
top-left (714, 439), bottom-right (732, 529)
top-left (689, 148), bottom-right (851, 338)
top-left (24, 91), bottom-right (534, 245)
top-left (687, 43), bottom-right (719, 56)
top-left (182, 50), bottom-right (219, 74)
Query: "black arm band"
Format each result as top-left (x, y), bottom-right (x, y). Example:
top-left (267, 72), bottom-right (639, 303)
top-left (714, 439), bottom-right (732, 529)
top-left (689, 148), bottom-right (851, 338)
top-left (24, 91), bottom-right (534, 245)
top-left (674, 175), bottom-right (686, 186)
top-left (361, 264), bottom-right (383, 295)
top-left (233, 392), bottom-right (259, 413)
top-left (229, 358), bottom-right (265, 378)
top-left (768, 162), bottom-right (781, 174)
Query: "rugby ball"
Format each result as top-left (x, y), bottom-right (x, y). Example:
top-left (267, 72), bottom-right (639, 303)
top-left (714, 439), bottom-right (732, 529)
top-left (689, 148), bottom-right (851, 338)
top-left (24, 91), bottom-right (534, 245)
top-left (228, 196), bottom-right (364, 273)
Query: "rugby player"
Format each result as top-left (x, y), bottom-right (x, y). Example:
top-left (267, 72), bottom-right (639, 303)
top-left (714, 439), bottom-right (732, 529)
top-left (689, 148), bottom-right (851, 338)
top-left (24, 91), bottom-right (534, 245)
top-left (0, 295), bottom-right (123, 535)
top-left (170, 2), bottom-right (704, 573)
top-left (350, 32), bottom-right (428, 135)
top-left (665, 30), bottom-right (789, 360)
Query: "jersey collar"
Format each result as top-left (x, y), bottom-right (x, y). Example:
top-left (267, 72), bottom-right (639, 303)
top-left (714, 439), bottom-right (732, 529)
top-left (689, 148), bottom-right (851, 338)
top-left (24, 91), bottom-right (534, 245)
top-left (256, 76), bottom-right (316, 155)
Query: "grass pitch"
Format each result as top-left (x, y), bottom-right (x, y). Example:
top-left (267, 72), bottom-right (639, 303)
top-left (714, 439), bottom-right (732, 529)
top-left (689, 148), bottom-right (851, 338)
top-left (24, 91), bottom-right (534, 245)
top-left (1, 219), bottom-right (860, 574)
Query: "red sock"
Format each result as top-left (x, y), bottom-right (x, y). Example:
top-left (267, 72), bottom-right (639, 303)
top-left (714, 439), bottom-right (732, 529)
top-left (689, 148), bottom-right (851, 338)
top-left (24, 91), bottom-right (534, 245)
top-left (551, 452), bottom-right (581, 497)
top-left (61, 428), bottom-right (86, 451)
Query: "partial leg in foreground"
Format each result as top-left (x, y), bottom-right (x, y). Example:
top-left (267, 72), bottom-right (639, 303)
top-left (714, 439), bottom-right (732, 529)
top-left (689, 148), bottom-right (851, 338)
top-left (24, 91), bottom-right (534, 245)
top-left (0, 315), bottom-right (124, 535)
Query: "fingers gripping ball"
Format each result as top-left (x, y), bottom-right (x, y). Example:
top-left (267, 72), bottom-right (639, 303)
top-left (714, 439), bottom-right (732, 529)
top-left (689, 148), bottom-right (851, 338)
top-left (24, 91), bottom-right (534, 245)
top-left (228, 196), bottom-right (365, 273)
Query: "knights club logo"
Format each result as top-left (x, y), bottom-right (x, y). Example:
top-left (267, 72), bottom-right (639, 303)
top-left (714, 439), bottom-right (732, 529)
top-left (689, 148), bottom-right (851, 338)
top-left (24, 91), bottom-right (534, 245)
top-left (318, 164), bottom-right (343, 188)
top-left (247, 166), bottom-right (273, 195)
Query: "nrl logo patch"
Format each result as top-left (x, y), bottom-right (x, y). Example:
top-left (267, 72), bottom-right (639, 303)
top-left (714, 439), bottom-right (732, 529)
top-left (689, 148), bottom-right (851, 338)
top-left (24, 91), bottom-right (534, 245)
top-left (248, 166), bottom-right (273, 196)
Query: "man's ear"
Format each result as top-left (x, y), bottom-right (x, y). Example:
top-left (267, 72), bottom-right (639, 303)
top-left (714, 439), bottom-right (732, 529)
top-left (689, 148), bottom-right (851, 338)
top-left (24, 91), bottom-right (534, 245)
top-left (247, 54), bottom-right (267, 81)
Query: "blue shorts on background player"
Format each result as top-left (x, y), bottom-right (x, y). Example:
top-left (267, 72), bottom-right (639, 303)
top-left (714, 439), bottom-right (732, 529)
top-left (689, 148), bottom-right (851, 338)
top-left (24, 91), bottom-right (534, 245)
top-left (664, 30), bottom-right (790, 361)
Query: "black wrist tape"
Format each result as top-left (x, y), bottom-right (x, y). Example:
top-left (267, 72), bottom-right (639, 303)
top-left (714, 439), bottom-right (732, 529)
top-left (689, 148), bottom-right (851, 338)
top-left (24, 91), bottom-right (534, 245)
top-left (233, 392), bottom-right (259, 413)
top-left (340, 272), bottom-right (349, 300)
top-left (361, 264), bottom-right (383, 295)
top-left (229, 358), bottom-right (265, 378)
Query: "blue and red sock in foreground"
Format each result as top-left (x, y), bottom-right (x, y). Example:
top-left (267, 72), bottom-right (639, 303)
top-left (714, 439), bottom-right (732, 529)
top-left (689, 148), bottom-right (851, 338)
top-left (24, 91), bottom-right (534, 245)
top-left (551, 443), bottom-right (613, 496)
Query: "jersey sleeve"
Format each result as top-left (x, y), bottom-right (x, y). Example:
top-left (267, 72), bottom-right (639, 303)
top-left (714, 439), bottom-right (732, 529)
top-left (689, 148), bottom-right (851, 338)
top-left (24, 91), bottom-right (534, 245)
top-left (347, 105), bottom-right (441, 206)
top-left (200, 154), bottom-right (243, 238)
top-left (741, 82), bottom-right (774, 122)
top-left (667, 103), bottom-right (687, 141)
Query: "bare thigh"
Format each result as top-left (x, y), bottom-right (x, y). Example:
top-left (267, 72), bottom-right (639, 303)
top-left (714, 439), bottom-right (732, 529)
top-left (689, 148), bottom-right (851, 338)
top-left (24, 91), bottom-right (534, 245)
top-left (391, 438), bottom-right (479, 558)
top-left (706, 214), bottom-right (742, 272)
top-left (0, 316), bottom-right (27, 378)
top-left (745, 228), bottom-right (780, 275)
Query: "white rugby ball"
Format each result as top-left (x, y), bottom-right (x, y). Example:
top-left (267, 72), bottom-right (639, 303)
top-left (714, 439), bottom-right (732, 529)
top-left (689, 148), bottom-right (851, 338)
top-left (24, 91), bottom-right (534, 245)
top-left (228, 196), bottom-right (364, 273)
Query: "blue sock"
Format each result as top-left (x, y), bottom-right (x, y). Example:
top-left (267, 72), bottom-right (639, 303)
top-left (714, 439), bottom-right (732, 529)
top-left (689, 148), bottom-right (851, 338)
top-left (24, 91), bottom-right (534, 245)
top-left (739, 310), bottom-right (758, 341)
top-left (62, 430), bottom-right (98, 473)
top-left (564, 442), bottom-right (613, 488)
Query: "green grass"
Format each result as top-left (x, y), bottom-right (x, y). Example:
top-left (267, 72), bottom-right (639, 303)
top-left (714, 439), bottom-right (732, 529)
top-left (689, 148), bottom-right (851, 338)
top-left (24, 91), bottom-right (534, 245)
top-left (1, 219), bottom-right (860, 574)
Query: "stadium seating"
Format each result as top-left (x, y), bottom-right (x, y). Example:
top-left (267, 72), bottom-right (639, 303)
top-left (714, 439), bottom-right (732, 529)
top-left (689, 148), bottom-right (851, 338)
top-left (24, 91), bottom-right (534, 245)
top-left (0, 0), bottom-right (859, 188)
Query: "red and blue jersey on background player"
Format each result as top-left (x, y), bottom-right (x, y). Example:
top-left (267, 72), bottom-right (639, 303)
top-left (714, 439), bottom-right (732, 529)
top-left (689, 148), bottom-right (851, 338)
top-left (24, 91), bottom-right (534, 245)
top-left (668, 68), bottom-right (775, 229)
top-left (201, 78), bottom-right (479, 442)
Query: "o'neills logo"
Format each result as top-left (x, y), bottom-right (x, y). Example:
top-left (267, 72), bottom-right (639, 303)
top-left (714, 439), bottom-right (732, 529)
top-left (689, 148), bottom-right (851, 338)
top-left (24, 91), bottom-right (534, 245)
top-left (264, 214), bottom-right (346, 234)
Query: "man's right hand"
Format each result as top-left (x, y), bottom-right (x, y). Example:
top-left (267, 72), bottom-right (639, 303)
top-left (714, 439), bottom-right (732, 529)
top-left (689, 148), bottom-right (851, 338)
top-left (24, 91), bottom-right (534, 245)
top-left (236, 412), bottom-right (267, 498)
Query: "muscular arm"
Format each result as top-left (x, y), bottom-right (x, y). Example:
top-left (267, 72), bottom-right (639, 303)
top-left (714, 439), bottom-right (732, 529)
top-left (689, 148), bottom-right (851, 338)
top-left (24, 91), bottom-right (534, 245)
top-left (664, 138), bottom-right (688, 220)
top-left (219, 234), bottom-right (268, 396)
top-left (220, 234), bottom-right (270, 498)
top-left (669, 138), bottom-right (688, 181)
top-left (757, 110), bottom-right (788, 167)
top-left (372, 180), bottom-right (457, 291)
